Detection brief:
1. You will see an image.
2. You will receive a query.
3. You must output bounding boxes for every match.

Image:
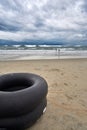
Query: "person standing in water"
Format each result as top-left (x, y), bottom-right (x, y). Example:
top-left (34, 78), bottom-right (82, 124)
top-left (57, 48), bottom-right (60, 58)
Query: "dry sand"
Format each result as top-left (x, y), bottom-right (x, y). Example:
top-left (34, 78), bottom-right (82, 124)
top-left (0, 58), bottom-right (87, 130)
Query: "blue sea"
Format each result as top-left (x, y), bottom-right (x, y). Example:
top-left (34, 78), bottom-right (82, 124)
top-left (0, 44), bottom-right (87, 60)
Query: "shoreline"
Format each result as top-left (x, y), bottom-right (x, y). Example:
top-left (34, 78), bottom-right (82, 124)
top-left (0, 57), bottom-right (87, 62)
top-left (15, 55), bottom-right (87, 60)
top-left (0, 55), bottom-right (87, 61)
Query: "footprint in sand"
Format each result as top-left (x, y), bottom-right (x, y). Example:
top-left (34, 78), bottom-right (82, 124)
top-left (65, 94), bottom-right (73, 100)
top-left (61, 72), bottom-right (64, 75)
top-left (64, 83), bottom-right (68, 86)
top-left (35, 68), bottom-right (41, 70)
top-left (51, 68), bottom-right (60, 72)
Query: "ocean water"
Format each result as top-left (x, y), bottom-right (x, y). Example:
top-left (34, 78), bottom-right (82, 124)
top-left (0, 44), bottom-right (87, 60)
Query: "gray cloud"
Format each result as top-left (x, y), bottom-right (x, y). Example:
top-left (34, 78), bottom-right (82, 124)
top-left (0, 0), bottom-right (87, 43)
top-left (82, 0), bottom-right (87, 13)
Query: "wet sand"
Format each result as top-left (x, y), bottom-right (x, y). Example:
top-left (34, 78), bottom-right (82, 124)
top-left (0, 58), bottom-right (87, 130)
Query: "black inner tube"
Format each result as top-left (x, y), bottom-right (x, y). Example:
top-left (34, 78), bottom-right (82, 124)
top-left (0, 78), bottom-right (34, 92)
top-left (0, 73), bottom-right (48, 129)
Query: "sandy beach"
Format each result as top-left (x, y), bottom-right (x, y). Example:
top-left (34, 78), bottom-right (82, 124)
top-left (0, 58), bottom-right (87, 130)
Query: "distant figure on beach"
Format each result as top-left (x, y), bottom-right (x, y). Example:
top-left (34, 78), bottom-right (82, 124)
top-left (57, 48), bottom-right (60, 58)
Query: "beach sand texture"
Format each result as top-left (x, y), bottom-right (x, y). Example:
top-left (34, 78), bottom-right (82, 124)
top-left (0, 59), bottom-right (87, 130)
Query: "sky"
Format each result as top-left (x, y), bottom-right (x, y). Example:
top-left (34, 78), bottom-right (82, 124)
top-left (0, 0), bottom-right (87, 44)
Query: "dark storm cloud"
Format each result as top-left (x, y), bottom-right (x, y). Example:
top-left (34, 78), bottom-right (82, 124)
top-left (0, 0), bottom-right (87, 42)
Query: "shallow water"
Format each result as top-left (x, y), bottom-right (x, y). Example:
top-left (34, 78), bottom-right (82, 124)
top-left (0, 45), bottom-right (87, 60)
